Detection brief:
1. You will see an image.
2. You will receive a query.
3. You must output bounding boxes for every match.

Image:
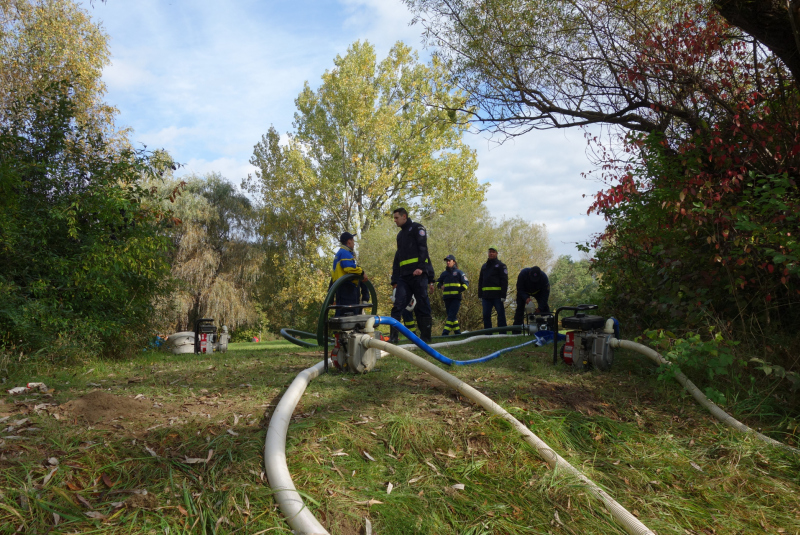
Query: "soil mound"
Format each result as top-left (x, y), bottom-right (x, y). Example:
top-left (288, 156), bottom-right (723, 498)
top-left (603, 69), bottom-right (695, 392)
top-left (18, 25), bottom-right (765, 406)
top-left (59, 391), bottom-right (149, 424)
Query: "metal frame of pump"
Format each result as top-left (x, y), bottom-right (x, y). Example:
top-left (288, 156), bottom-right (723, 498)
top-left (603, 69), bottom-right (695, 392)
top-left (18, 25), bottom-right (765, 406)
top-left (192, 318), bottom-right (229, 354)
top-left (546, 304), bottom-right (617, 371)
top-left (325, 312), bottom-right (382, 373)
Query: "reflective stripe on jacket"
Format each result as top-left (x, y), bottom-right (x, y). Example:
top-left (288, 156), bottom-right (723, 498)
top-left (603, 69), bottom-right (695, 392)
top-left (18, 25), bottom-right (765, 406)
top-left (478, 258), bottom-right (508, 299)
top-left (437, 267), bottom-right (469, 301)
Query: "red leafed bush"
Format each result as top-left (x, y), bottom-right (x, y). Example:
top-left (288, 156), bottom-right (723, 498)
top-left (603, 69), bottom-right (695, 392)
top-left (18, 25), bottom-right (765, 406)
top-left (587, 6), bottom-right (799, 338)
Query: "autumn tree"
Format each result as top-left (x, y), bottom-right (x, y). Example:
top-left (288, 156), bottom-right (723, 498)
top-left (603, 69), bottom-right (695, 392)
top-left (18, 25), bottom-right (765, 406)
top-left (248, 40), bottom-right (485, 242)
top-left (0, 0), bottom-right (116, 134)
top-left (404, 0), bottom-right (709, 135)
top-left (713, 0), bottom-right (800, 86)
top-left (587, 9), bottom-right (800, 334)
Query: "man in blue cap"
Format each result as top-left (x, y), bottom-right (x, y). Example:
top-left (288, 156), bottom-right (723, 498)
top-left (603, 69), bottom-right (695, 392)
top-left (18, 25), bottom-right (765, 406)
top-left (331, 231), bottom-right (367, 316)
top-left (512, 266), bottom-right (550, 326)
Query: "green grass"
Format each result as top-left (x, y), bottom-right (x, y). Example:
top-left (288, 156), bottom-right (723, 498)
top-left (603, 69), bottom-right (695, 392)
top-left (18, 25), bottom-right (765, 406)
top-left (1, 338), bottom-right (799, 534)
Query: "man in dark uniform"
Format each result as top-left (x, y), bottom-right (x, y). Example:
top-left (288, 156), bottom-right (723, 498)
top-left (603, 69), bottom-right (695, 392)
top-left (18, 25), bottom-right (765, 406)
top-left (513, 266), bottom-right (551, 326)
top-left (478, 246), bottom-right (508, 333)
top-left (390, 207), bottom-right (435, 343)
top-left (436, 254), bottom-right (469, 335)
top-left (392, 282), bottom-right (418, 335)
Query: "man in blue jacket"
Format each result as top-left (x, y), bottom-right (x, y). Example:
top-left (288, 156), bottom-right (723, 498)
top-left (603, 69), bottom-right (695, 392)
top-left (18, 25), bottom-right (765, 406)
top-left (390, 207), bottom-right (435, 343)
top-left (331, 232), bottom-right (367, 317)
top-left (512, 266), bottom-right (551, 326)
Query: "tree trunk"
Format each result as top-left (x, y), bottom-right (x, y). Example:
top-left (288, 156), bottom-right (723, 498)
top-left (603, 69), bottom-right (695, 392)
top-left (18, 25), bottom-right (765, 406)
top-left (714, 0), bottom-right (800, 87)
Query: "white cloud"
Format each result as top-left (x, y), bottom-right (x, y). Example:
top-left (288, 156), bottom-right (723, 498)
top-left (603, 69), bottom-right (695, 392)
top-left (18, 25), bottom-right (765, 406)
top-left (467, 129), bottom-right (606, 258)
top-left (340, 0), bottom-right (424, 56)
top-left (179, 157), bottom-right (258, 184)
top-left (103, 59), bottom-right (156, 90)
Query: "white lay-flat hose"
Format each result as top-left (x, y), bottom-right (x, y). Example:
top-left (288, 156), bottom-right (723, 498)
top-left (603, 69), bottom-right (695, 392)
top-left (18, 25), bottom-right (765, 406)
top-left (610, 338), bottom-right (799, 454)
top-left (364, 336), bottom-right (656, 535)
top-left (397, 333), bottom-right (519, 351)
top-left (264, 360), bottom-right (330, 535)
top-left (265, 322), bottom-right (654, 535)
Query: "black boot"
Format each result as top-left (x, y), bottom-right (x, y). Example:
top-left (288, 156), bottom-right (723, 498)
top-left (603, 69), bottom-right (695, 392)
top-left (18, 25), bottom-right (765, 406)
top-left (388, 326), bottom-right (400, 345)
top-left (419, 316), bottom-right (433, 344)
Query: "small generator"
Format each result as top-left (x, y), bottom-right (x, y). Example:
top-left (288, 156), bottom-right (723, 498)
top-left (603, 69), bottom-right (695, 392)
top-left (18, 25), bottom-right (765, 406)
top-left (193, 318), bottom-right (229, 354)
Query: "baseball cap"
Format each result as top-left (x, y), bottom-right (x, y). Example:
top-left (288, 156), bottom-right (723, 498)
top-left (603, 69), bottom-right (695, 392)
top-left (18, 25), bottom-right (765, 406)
top-left (340, 231), bottom-right (355, 244)
top-left (488, 246), bottom-right (498, 252)
top-left (444, 254), bottom-right (456, 261)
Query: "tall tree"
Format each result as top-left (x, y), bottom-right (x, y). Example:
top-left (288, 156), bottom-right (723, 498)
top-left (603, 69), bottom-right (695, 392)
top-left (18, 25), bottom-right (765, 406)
top-left (153, 174), bottom-right (261, 333)
top-left (248, 40), bottom-right (485, 242)
top-left (404, 0), bottom-right (708, 135)
top-left (0, 87), bottom-right (173, 359)
top-left (0, 0), bottom-right (116, 134)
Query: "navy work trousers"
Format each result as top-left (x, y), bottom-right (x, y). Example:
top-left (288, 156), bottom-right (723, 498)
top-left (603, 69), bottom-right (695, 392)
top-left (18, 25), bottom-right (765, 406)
top-left (392, 274), bottom-right (431, 322)
top-left (443, 298), bottom-right (462, 334)
top-left (334, 283), bottom-right (360, 317)
top-left (482, 297), bottom-right (507, 334)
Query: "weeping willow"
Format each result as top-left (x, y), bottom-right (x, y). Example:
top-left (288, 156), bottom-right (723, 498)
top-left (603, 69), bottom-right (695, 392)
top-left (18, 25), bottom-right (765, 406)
top-left (152, 173), bottom-right (261, 333)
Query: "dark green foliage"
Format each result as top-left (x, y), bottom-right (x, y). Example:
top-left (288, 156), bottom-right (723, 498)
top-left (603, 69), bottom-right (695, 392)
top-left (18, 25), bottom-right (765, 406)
top-left (0, 85), bottom-right (173, 360)
top-left (548, 255), bottom-right (599, 310)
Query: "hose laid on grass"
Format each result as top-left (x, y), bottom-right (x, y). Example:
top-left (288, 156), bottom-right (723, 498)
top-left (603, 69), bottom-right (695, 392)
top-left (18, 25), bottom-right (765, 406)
top-left (265, 329), bottom-right (654, 535)
top-left (362, 331), bottom-right (655, 535)
top-left (397, 333), bottom-right (519, 351)
top-left (264, 359), bottom-right (330, 535)
top-left (280, 324), bottom-right (529, 348)
top-left (610, 338), bottom-right (799, 454)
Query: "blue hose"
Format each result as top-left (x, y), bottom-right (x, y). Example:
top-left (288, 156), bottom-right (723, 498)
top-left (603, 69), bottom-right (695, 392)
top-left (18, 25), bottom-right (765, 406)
top-left (373, 316), bottom-right (560, 366)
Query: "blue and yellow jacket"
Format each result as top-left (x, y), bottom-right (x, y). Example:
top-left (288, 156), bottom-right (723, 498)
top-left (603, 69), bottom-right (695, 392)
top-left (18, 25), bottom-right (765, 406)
top-left (331, 245), bottom-right (363, 286)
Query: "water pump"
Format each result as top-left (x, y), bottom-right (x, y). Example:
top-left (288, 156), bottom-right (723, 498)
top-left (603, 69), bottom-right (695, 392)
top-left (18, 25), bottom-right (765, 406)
top-left (553, 304), bottom-right (618, 371)
top-left (324, 306), bottom-right (381, 373)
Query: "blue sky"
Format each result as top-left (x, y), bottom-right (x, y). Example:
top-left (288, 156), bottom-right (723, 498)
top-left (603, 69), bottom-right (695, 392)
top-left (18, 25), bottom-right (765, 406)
top-left (84, 0), bottom-right (605, 258)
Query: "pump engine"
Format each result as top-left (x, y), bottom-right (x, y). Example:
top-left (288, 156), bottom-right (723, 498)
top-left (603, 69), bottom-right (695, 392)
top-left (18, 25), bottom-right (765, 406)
top-left (552, 305), bottom-right (618, 371)
top-left (325, 309), bottom-right (381, 374)
top-left (525, 305), bottom-right (619, 371)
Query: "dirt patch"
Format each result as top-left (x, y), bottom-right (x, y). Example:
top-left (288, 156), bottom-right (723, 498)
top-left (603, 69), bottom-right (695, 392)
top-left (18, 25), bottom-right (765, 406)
top-left (58, 391), bottom-right (158, 425)
top-left (125, 491), bottom-right (159, 510)
top-left (526, 381), bottom-right (621, 420)
top-left (0, 398), bottom-right (12, 417)
top-left (318, 508), bottom-right (365, 535)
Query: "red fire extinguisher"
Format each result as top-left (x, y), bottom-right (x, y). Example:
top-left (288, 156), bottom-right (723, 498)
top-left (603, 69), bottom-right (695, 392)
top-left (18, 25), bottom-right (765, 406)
top-left (330, 333), bottom-right (342, 370)
top-left (562, 331), bottom-right (575, 365)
